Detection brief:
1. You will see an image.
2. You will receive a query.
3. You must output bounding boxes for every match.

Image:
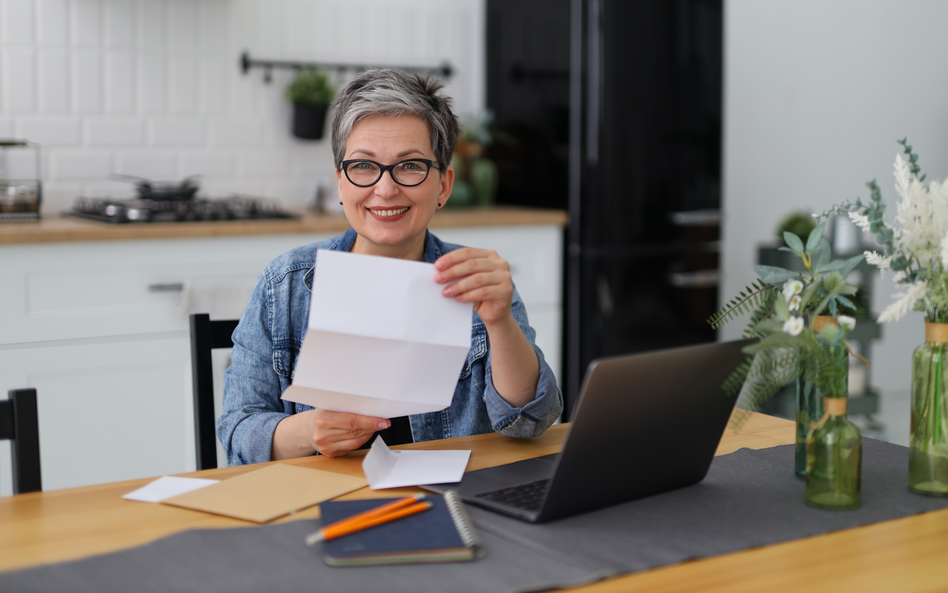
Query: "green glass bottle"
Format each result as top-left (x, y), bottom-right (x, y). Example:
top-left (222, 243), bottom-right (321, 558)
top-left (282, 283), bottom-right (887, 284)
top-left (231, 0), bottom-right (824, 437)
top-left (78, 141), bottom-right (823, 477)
top-left (806, 392), bottom-right (861, 510)
top-left (908, 323), bottom-right (948, 496)
top-left (795, 373), bottom-right (822, 479)
top-left (796, 316), bottom-right (843, 479)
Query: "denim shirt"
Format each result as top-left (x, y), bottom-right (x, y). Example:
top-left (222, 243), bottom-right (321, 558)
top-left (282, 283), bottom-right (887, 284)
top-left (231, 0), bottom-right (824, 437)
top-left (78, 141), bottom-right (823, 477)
top-left (217, 228), bottom-right (563, 466)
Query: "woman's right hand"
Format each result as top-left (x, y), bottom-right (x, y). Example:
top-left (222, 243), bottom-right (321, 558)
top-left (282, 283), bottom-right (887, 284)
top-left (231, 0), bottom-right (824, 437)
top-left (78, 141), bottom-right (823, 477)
top-left (273, 409), bottom-right (390, 459)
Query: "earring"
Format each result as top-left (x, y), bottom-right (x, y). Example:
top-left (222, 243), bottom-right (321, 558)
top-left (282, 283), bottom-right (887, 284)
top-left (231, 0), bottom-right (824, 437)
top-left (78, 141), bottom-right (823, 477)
top-left (339, 201), bottom-right (343, 205)
top-left (437, 203), bottom-right (442, 207)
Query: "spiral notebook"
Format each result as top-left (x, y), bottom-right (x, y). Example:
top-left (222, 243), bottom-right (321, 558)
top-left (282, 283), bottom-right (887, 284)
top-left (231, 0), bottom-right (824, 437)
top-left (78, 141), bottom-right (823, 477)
top-left (318, 491), bottom-right (483, 566)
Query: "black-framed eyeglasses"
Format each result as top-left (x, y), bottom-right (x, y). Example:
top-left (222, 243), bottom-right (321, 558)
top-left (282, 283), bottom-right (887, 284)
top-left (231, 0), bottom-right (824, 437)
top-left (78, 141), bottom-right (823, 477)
top-left (341, 159), bottom-right (440, 188)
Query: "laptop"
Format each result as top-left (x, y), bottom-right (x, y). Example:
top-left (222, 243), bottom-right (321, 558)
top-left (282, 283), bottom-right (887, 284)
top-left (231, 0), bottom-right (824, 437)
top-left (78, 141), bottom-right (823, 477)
top-left (423, 339), bottom-right (751, 522)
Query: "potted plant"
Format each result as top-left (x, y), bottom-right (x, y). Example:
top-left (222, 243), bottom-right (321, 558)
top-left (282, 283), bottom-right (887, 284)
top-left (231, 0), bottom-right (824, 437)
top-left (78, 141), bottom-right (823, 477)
top-left (285, 68), bottom-right (336, 140)
top-left (820, 139), bottom-right (948, 496)
top-left (710, 222), bottom-right (865, 479)
top-left (448, 111), bottom-right (504, 208)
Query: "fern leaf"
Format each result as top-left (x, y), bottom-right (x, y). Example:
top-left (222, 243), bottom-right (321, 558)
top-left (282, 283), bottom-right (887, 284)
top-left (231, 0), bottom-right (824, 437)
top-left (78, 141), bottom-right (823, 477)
top-left (708, 280), bottom-right (774, 329)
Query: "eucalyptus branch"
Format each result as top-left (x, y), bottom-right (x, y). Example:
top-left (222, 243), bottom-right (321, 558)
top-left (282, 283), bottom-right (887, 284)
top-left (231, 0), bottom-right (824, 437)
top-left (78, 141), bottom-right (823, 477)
top-left (824, 139), bottom-right (948, 322)
top-left (898, 137), bottom-right (926, 182)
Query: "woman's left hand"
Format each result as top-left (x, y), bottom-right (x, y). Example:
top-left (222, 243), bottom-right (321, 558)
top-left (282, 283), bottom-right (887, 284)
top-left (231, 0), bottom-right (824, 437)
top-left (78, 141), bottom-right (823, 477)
top-left (433, 248), bottom-right (513, 326)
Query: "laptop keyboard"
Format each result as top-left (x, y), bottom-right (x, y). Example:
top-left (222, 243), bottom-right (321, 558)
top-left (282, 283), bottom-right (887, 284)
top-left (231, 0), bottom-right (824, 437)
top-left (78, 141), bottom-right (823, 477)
top-left (475, 478), bottom-right (551, 511)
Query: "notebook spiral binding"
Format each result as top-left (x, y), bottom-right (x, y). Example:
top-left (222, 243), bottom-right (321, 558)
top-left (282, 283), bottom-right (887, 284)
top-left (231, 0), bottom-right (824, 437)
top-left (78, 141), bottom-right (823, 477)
top-left (444, 489), bottom-right (484, 556)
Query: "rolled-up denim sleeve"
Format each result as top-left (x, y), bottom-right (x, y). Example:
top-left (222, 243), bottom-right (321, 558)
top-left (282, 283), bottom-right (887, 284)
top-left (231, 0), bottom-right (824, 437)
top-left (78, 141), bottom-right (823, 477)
top-left (217, 275), bottom-right (288, 466)
top-left (483, 296), bottom-right (563, 437)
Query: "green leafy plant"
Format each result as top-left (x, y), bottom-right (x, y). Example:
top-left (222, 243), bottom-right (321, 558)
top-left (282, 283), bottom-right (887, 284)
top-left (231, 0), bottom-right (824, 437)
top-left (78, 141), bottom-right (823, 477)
top-left (711, 221), bottom-right (863, 335)
top-left (285, 68), bottom-right (336, 107)
top-left (817, 138), bottom-right (948, 323)
top-left (710, 221), bottom-right (864, 426)
top-left (776, 210), bottom-right (818, 243)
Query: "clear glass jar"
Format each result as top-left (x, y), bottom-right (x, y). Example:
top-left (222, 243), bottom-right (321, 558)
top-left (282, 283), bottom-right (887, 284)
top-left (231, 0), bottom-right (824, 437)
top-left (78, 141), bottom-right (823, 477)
top-left (796, 316), bottom-right (846, 478)
top-left (795, 373), bottom-right (822, 479)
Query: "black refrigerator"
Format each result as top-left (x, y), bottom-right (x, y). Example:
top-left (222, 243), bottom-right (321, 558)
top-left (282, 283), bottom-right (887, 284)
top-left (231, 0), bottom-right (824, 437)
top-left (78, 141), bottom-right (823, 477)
top-left (486, 0), bottom-right (723, 416)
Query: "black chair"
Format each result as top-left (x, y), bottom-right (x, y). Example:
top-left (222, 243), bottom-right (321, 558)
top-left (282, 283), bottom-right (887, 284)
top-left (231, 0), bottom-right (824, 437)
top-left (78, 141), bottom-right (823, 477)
top-left (190, 313), bottom-right (240, 471)
top-left (1, 388), bottom-right (42, 494)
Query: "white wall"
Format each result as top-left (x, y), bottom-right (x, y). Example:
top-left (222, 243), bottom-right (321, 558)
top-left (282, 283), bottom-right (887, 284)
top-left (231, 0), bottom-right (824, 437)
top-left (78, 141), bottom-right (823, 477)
top-left (0, 0), bottom-right (485, 214)
top-left (722, 0), bottom-right (948, 396)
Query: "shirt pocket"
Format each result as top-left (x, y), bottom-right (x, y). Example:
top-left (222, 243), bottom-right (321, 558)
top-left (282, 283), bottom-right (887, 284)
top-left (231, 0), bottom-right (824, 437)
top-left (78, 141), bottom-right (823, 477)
top-left (459, 322), bottom-right (488, 379)
top-left (272, 341), bottom-right (299, 381)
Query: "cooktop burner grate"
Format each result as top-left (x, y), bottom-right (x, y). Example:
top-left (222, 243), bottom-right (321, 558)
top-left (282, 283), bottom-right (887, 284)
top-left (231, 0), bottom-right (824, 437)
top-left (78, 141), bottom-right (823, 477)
top-left (69, 195), bottom-right (299, 224)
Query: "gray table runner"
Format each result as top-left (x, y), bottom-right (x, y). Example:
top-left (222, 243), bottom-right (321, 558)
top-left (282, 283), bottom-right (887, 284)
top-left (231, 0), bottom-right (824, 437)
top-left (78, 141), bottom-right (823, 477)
top-left (4, 439), bottom-right (948, 593)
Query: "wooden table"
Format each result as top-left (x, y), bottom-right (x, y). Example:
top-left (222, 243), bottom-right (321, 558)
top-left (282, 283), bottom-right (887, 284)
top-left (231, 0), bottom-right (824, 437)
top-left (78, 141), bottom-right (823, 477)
top-left (2, 413), bottom-right (946, 592)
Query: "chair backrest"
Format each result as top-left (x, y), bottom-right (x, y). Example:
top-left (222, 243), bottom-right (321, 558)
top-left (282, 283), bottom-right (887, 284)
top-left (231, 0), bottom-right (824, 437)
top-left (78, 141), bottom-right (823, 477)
top-left (0, 388), bottom-right (42, 494)
top-left (190, 313), bottom-right (240, 471)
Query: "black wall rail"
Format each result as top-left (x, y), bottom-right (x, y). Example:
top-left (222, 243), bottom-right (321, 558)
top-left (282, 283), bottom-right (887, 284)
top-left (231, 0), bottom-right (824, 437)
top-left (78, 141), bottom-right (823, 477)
top-left (239, 51), bottom-right (453, 83)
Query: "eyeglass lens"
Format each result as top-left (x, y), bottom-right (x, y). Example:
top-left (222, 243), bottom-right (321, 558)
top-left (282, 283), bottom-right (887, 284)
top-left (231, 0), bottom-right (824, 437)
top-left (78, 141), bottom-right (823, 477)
top-left (345, 160), bottom-right (431, 187)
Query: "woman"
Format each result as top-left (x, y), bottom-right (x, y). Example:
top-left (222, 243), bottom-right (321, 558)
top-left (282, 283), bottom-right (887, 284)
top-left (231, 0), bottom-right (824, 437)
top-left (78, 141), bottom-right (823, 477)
top-left (218, 69), bottom-right (562, 465)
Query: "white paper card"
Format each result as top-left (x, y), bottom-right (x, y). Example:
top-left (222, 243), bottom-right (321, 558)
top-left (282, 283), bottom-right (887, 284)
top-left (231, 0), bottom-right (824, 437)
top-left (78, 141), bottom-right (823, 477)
top-left (122, 476), bottom-right (219, 503)
top-left (282, 249), bottom-right (473, 418)
top-left (362, 437), bottom-right (471, 489)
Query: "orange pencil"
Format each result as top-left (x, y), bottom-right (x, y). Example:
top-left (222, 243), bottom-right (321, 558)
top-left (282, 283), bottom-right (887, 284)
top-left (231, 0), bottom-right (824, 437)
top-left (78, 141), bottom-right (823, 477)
top-left (305, 494), bottom-right (429, 545)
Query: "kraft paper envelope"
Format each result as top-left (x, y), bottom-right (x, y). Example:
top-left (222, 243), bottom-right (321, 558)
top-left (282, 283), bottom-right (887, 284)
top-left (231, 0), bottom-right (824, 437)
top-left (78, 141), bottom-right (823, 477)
top-left (161, 464), bottom-right (368, 523)
top-left (281, 249), bottom-right (473, 418)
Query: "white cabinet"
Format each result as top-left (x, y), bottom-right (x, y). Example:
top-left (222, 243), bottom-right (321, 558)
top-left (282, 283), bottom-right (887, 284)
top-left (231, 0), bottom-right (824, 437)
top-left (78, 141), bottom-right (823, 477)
top-left (0, 337), bottom-right (192, 492)
top-left (0, 233), bottom-right (330, 495)
top-left (435, 225), bottom-right (563, 385)
top-left (0, 224), bottom-right (563, 495)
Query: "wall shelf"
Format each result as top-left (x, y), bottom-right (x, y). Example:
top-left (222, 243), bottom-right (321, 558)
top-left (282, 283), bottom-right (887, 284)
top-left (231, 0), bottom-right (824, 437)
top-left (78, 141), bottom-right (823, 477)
top-left (239, 51), bottom-right (453, 83)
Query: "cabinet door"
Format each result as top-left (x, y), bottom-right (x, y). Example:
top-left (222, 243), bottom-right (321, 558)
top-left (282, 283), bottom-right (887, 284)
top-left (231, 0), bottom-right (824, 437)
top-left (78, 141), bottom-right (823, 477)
top-left (0, 335), bottom-right (192, 495)
top-left (0, 233), bottom-right (331, 346)
top-left (433, 225), bottom-right (563, 307)
top-left (433, 225), bottom-right (564, 384)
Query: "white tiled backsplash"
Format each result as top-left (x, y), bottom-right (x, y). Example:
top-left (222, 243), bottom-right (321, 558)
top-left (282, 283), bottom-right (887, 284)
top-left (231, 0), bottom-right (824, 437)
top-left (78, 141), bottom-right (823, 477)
top-left (0, 0), bottom-right (486, 214)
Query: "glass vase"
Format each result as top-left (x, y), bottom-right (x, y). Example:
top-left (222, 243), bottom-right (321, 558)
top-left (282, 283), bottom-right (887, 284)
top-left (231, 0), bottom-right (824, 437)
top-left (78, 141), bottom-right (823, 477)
top-left (795, 316), bottom-right (847, 478)
top-left (795, 374), bottom-right (822, 479)
top-left (806, 396), bottom-right (862, 510)
top-left (908, 322), bottom-right (948, 496)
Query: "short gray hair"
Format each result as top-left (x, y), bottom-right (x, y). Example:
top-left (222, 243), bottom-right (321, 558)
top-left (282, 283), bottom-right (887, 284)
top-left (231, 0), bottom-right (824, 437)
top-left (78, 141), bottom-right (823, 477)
top-left (329, 69), bottom-right (460, 171)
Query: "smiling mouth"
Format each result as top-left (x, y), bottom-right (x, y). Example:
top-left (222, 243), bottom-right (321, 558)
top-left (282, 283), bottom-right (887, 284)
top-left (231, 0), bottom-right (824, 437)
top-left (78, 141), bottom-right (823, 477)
top-left (369, 207), bottom-right (410, 217)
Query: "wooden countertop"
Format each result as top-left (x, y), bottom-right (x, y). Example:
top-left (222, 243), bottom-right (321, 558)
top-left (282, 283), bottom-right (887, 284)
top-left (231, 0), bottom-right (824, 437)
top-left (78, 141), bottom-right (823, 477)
top-left (0, 206), bottom-right (568, 246)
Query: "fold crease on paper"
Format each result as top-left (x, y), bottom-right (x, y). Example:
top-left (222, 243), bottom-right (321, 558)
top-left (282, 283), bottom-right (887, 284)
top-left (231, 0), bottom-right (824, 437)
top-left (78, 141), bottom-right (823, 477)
top-left (281, 250), bottom-right (473, 418)
top-left (362, 437), bottom-right (471, 489)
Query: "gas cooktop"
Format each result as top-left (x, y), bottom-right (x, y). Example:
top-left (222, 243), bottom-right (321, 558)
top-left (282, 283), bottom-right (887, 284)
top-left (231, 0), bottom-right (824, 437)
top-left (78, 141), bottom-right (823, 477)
top-left (69, 195), bottom-right (299, 224)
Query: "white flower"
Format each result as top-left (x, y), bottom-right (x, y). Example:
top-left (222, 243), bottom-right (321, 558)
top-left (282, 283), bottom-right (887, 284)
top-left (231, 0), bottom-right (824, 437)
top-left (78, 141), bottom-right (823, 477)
top-left (940, 228), bottom-right (948, 270)
top-left (894, 153), bottom-right (948, 261)
top-left (788, 295), bottom-right (802, 311)
top-left (878, 280), bottom-right (929, 323)
top-left (783, 316), bottom-right (804, 336)
top-left (848, 211), bottom-right (872, 232)
top-left (864, 250), bottom-right (892, 270)
top-left (837, 315), bottom-right (856, 331)
top-left (783, 279), bottom-right (804, 299)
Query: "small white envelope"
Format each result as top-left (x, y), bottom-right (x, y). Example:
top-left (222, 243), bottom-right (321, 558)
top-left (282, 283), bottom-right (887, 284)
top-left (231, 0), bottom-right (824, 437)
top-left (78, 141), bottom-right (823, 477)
top-left (122, 476), bottom-right (219, 503)
top-left (282, 249), bottom-right (473, 418)
top-left (362, 437), bottom-right (471, 489)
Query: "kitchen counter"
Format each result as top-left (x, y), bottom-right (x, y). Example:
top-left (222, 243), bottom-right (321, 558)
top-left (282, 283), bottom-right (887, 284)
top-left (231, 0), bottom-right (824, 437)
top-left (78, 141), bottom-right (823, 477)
top-left (0, 207), bottom-right (568, 245)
